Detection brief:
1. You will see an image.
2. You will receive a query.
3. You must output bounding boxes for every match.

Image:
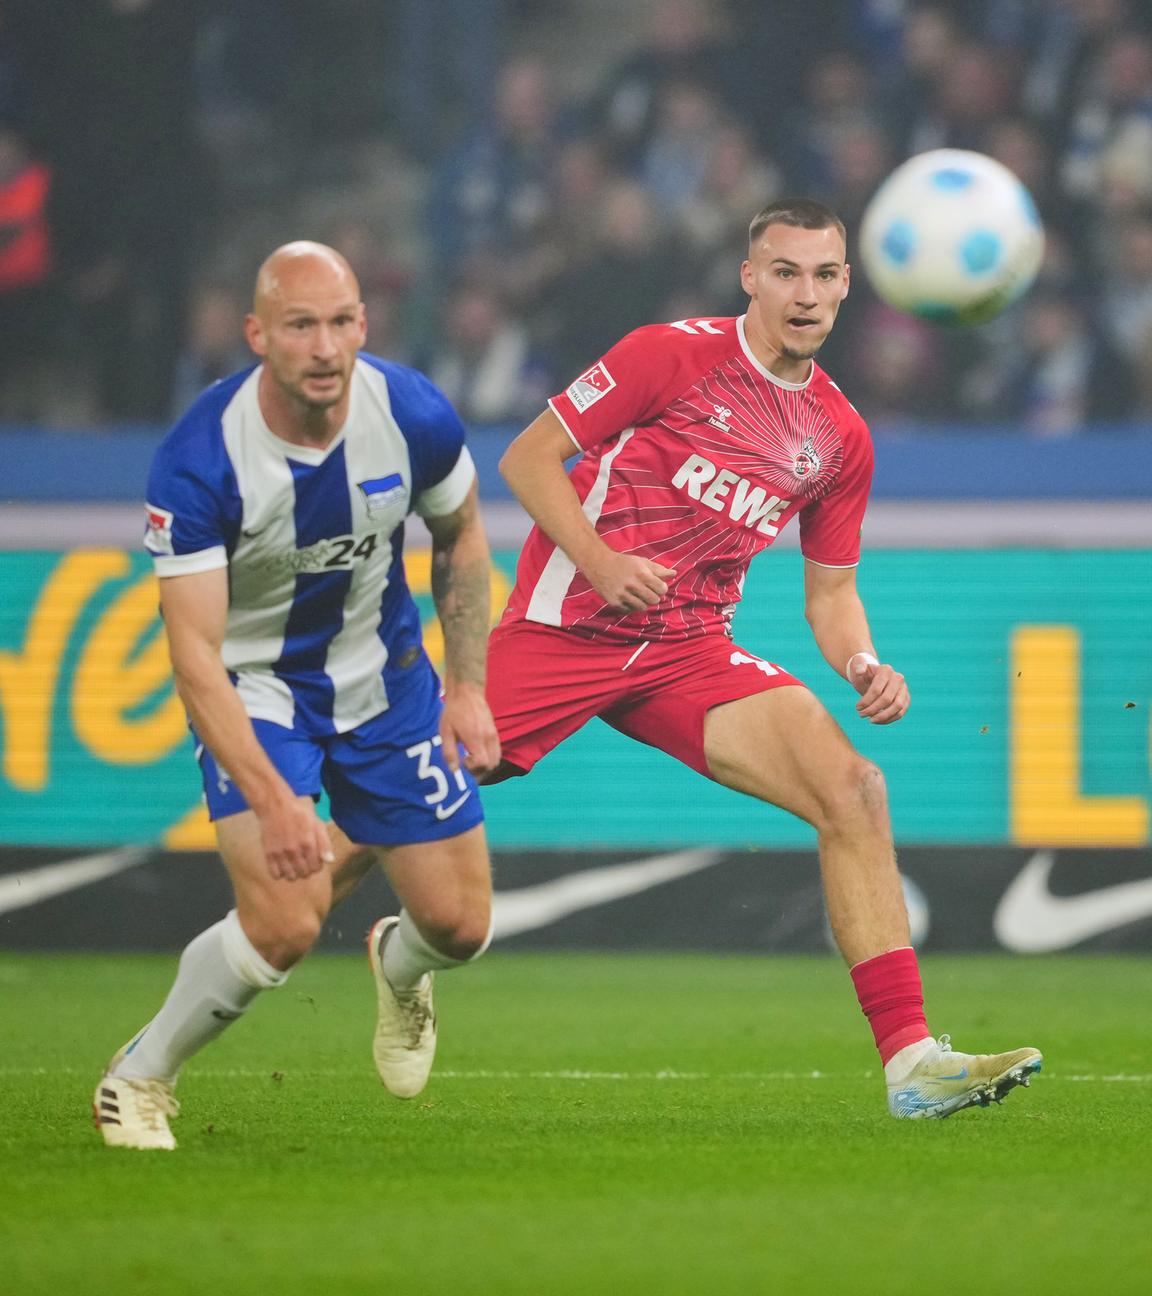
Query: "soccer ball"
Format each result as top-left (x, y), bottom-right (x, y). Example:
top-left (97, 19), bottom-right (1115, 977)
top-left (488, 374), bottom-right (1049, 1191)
top-left (858, 148), bottom-right (1045, 325)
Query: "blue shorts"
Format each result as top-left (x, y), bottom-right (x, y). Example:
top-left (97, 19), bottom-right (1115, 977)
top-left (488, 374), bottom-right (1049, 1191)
top-left (195, 701), bottom-right (485, 847)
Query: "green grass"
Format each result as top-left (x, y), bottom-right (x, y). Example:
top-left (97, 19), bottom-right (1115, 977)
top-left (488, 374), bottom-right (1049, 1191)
top-left (4, 952), bottom-right (1151, 1295)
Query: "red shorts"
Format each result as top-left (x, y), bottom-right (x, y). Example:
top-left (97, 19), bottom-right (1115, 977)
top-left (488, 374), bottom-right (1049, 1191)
top-left (486, 619), bottom-right (805, 778)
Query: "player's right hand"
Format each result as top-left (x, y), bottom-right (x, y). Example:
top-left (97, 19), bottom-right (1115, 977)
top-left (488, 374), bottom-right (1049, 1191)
top-left (849, 657), bottom-right (910, 725)
top-left (585, 550), bottom-right (677, 613)
top-left (259, 796), bottom-right (335, 881)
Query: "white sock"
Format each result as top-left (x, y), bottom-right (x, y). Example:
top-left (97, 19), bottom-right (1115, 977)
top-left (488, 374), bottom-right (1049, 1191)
top-left (113, 910), bottom-right (288, 1084)
top-left (380, 909), bottom-right (492, 991)
top-left (883, 1035), bottom-right (937, 1085)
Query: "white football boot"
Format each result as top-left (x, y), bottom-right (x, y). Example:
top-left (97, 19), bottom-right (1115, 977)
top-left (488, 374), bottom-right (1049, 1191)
top-left (887, 1034), bottom-right (1042, 1119)
top-left (367, 917), bottom-right (437, 1099)
top-left (93, 1049), bottom-right (179, 1150)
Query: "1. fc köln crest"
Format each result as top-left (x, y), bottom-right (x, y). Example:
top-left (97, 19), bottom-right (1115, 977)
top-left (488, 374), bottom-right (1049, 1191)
top-left (758, 418), bottom-right (842, 498)
top-left (791, 435), bottom-right (822, 480)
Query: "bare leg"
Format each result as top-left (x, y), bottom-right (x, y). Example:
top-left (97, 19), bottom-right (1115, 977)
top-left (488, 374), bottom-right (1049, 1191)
top-left (217, 803), bottom-right (337, 969)
top-left (327, 819), bottom-right (380, 909)
top-left (700, 686), bottom-right (1046, 1116)
top-left (110, 798), bottom-right (348, 1084)
top-left (377, 822), bottom-right (492, 963)
top-left (703, 687), bottom-right (910, 965)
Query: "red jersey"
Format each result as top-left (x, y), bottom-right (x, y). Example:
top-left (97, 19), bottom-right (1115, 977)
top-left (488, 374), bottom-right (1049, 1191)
top-left (502, 314), bottom-right (874, 643)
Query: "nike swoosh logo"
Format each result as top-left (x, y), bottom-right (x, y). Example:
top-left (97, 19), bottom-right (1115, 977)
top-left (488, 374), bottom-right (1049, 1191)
top-left (993, 849), bottom-right (1152, 952)
top-left (434, 791), bottom-right (472, 820)
top-left (492, 848), bottom-right (723, 939)
top-left (937, 1069), bottom-right (969, 1081)
top-left (0, 845), bottom-right (720, 943)
top-left (0, 847), bottom-right (150, 916)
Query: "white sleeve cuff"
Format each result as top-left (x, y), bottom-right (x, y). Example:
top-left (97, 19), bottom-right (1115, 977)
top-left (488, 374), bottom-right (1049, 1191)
top-left (547, 398), bottom-right (584, 450)
top-left (153, 546), bottom-right (228, 577)
top-left (415, 446), bottom-right (476, 518)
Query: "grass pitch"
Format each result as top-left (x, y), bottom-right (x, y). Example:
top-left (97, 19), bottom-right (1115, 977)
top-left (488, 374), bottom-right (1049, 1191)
top-left (4, 951), bottom-right (1151, 1295)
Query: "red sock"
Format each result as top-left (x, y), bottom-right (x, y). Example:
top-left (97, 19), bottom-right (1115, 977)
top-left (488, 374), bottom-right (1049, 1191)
top-left (849, 946), bottom-right (930, 1065)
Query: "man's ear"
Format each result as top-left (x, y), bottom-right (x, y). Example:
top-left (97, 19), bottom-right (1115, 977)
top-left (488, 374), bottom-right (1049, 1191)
top-left (739, 258), bottom-right (754, 297)
top-left (244, 313), bottom-right (266, 357)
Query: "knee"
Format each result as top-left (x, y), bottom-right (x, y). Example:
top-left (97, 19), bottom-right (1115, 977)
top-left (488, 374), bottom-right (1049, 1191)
top-left (243, 906), bottom-right (325, 970)
top-left (419, 903), bottom-right (493, 963)
top-left (815, 756), bottom-right (890, 836)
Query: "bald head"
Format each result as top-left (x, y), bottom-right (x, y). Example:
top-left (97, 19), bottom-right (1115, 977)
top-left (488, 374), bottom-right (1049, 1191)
top-left (253, 241), bottom-right (360, 318)
top-left (245, 240), bottom-right (368, 428)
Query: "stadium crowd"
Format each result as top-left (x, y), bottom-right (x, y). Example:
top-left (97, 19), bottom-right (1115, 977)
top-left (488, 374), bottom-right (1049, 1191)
top-left (2, 0), bottom-right (1152, 434)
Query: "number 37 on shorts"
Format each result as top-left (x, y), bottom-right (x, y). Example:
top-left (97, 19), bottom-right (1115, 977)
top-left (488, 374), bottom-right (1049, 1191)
top-left (405, 736), bottom-right (474, 822)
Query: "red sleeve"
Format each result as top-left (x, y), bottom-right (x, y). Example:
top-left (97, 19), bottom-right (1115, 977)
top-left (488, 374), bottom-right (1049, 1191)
top-left (798, 417), bottom-right (874, 567)
top-left (548, 325), bottom-right (693, 451)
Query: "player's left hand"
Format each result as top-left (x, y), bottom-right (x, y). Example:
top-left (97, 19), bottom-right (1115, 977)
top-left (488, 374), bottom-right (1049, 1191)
top-left (848, 654), bottom-right (910, 725)
top-left (440, 681), bottom-right (502, 775)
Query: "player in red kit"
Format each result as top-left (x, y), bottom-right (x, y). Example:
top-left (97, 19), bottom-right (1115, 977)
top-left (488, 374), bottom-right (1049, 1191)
top-left (483, 198), bottom-right (1041, 1119)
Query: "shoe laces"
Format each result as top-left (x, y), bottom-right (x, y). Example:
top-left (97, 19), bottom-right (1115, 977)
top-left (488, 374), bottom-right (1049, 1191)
top-left (126, 1078), bottom-right (180, 1129)
top-left (937, 1033), bottom-right (952, 1054)
top-left (393, 982), bottom-right (434, 1049)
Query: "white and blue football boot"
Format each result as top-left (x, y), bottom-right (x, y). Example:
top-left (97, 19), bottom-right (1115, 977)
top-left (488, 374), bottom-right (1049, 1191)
top-left (887, 1034), bottom-right (1042, 1119)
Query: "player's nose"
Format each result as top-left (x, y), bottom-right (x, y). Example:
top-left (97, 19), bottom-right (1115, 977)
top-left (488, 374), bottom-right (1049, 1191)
top-left (313, 324), bottom-right (339, 356)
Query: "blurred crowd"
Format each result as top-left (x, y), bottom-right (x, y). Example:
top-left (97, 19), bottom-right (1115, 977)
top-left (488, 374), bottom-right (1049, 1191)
top-left (2, 0), bottom-right (1152, 435)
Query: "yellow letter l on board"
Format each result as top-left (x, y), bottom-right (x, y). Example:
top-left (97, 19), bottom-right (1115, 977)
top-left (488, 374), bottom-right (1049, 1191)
top-left (1011, 625), bottom-right (1148, 846)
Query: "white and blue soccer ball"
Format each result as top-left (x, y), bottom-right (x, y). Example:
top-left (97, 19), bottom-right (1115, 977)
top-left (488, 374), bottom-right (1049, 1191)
top-left (858, 148), bottom-right (1045, 325)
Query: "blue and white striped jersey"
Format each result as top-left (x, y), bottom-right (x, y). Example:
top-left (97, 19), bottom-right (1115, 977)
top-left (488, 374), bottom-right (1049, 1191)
top-left (143, 353), bottom-right (476, 736)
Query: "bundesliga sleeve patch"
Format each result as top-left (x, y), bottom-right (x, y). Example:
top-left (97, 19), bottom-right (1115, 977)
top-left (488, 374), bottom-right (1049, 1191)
top-left (566, 361), bottom-right (616, 413)
top-left (144, 503), bottom-right (175, 555)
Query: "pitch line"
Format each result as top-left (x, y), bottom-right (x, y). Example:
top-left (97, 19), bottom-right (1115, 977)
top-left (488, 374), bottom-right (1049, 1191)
top-left (4, 1068), bottom-right (1151, 1083)
top-left (1, 1066), bottom-right (843, 1081)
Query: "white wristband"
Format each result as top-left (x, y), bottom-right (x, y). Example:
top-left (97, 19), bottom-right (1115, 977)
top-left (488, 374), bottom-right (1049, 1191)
top-left (846, 651), bottom-right (879, 676)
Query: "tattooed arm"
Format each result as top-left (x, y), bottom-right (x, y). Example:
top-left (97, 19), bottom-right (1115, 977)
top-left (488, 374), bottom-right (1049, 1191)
top-left (423, 480), bottom-right (501, 773)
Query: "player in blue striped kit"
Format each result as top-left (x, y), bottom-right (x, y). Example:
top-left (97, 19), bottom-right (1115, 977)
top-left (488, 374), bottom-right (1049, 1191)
top-left (94, 242), bottom-right (500, 1150)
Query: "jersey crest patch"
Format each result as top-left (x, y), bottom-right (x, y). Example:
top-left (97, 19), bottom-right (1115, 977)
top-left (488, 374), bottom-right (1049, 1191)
top-left (758, 421), bottom-right (842, 498)
top-left (791, 435), bottom-right (822, 481)
top-left (358, 474), bottom-right (408, 517)
top-left (566, 362), bottom-right (616, 412)
top-left (143, 503), bottom-right (174, 555)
